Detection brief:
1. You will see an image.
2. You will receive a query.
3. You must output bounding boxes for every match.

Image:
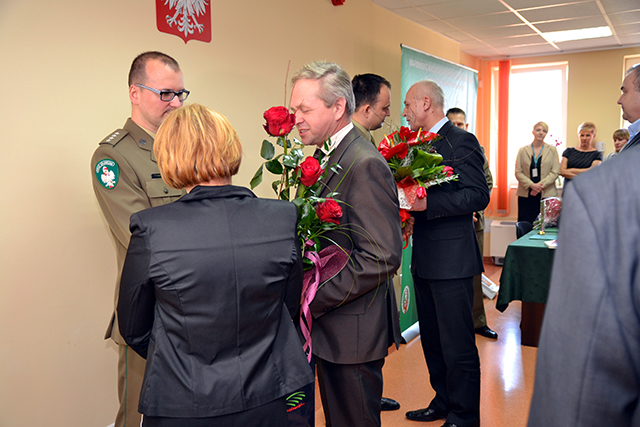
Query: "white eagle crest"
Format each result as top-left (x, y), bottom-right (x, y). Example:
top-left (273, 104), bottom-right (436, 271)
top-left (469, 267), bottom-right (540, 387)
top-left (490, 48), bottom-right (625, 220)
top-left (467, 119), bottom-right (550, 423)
top-left (164, 0), bottom-right (208, 37)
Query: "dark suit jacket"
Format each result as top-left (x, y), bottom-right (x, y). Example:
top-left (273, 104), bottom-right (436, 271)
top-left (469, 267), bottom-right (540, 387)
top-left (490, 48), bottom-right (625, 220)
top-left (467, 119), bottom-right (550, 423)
top-left (117, 185), bottom-right (314, 418)
top-left (528, 145), bottom-right (640, 426)
top-left (310, 126), bottom-right (403, 364)
top-left (411, 121), bottom-right (490, 280)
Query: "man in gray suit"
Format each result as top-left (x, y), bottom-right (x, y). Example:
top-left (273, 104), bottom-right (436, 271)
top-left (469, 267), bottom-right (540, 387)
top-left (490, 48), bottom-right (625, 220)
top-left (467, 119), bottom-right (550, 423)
top-left (528, 61), bottom-right (640, 427)
top-left (618, 64), bottom-right (640, 152)
top-left (289, 61), bottom-right (402, 427)
top-left (527, 142), bottom-right (640, 427)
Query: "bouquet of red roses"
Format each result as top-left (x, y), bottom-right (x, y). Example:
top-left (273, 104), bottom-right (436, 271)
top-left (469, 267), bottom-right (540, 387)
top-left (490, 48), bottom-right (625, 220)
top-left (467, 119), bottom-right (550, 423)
top-left (252, 106), bottom-right (351, 375)
top-left (251, 106), bottom-right (345, 257)
top-left (378, 126), bottom-right (458, 228)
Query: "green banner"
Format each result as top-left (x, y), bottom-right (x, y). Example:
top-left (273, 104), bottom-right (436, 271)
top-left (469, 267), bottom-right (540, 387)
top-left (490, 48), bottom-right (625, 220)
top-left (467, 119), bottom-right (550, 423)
top-left (400, 45), bottom-right (479, 133)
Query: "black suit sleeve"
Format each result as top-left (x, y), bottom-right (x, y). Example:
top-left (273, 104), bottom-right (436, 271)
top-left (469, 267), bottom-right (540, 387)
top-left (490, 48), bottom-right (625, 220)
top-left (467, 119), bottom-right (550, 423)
top-left (422, 129), bottom-right (490, 220)
top-left (284, 236), bottom-right (304, 319)
top-left (117, 213), bottom-right (156, 359)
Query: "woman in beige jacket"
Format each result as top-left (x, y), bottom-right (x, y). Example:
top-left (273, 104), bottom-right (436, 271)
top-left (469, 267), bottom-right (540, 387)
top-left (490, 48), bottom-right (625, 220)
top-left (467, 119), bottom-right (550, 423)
top-left (515, 121), bottom-right (560, 223)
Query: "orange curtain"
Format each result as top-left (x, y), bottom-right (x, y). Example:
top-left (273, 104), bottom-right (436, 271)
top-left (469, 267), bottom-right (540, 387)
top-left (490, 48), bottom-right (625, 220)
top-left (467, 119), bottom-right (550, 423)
top-left (496, 60), bottom-right (511, 215)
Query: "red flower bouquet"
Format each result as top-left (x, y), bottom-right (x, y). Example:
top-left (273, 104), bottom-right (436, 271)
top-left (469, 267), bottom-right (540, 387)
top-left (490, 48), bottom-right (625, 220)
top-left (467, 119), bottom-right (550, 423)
top-left (378, 126), bottom-right (459, 234)
top-left (533, 196), bottom-right (562, 233)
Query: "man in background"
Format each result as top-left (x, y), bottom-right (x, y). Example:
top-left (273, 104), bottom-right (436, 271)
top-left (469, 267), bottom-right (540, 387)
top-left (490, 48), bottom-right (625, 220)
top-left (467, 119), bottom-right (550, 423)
top-left (403, 80), bottom-right (489, 427)
top-left (446, 107), bottom-right (498, 340)
top-left (351, 72), bottom-right (401, 412)
top-left (289, 61), bottom-right (402, 427)
top-left (619, 64), bottom-right (640, 153)
top-left (91, 51), bottom-right (188, 427)
top-left (351, 73), bottom-right (392, 145)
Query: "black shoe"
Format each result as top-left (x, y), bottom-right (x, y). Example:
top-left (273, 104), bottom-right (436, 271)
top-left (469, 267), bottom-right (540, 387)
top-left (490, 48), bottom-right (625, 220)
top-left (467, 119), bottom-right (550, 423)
top-left (441, 422), bottom-right (479, 427)
top-left (381, 397), bottom-right (400, 411)
top-left (406, 407), bottom-right (447, 422)
top-left (475, 326), bottom-right (498, 339)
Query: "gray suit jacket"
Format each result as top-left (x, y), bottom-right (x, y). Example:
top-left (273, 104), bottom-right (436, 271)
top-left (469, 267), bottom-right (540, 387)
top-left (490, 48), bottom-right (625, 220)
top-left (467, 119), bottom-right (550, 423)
top-left (310, 127), bottom-right (403, 364)
top-left (528, 145), bottom-right (640, 426)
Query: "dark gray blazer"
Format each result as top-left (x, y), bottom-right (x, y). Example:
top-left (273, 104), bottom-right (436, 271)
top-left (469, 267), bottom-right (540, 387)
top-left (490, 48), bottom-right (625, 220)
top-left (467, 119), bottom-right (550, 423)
top-left (411, 120), bottom-right (490, 280)
top-left (117, 185), bottom-right (314, 418)
top-left (310, 126), bottom-right (403, 364)
top-left (528, 144), bottom-right (640, 426)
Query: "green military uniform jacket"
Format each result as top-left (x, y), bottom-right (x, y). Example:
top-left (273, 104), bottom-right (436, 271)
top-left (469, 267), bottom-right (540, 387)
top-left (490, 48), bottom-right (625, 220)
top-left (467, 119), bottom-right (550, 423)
top-left (92, 118), bottom-right (185, 344)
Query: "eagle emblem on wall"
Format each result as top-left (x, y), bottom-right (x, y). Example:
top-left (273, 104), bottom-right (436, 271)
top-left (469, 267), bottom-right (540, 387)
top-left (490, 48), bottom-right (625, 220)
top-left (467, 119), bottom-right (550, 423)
top-left (156, 0), bottom-right (211, 43)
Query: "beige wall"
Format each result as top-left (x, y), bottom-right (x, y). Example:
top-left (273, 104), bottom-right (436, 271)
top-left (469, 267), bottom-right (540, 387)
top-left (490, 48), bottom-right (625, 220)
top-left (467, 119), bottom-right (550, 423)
top-left (0, 1), bottom-right (462, 426)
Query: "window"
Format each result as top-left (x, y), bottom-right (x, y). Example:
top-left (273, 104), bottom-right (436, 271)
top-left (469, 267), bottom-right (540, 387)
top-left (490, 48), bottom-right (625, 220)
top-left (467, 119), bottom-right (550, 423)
top-left (490, 62), bottom-right (568, 186)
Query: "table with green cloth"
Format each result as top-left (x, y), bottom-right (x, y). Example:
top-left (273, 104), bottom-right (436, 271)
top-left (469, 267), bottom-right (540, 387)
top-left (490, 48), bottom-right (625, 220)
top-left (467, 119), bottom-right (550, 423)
top-left (496, 228), bottom-right (557, 346)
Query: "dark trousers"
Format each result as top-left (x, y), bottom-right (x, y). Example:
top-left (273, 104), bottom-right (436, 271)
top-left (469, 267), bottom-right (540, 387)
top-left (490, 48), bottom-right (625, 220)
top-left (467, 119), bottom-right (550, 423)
top-left (413, 275), bottom-right (480, 427)
top-left (316, 357), bottom-right (384, 427)
top-left (142, 397), bottom-right (287, 427)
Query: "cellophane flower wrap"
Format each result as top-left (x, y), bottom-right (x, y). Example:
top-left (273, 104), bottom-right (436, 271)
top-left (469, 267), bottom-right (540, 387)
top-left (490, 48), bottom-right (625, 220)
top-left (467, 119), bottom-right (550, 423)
top-left (378, 126), bottom-right (459, 231)
top-left (533, 196), bottom-right (562, 232)
top-left (251, 106), bottom-right (350, 364)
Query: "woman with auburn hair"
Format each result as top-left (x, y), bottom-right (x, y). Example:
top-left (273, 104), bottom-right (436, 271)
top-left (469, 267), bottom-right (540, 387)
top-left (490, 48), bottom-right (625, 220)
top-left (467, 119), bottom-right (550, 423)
top-left (560, 121), bottom-right (603, 183)
top-left (117, 104), bottom-right (314, 427)
top-left (515, 121), bottom-right (560, 224)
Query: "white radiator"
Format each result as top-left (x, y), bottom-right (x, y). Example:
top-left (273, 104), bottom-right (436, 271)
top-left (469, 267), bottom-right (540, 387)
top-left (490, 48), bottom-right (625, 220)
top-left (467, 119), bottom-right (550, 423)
top-left (489, 220), bottom-right (517, 265)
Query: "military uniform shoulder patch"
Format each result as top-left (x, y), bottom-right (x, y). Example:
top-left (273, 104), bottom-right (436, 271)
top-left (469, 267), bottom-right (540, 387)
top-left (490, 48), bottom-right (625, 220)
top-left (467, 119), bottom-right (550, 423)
top-left (95, 159), bottom-right (119, 189)
top-left (100, 129), bottom-right (128, 146)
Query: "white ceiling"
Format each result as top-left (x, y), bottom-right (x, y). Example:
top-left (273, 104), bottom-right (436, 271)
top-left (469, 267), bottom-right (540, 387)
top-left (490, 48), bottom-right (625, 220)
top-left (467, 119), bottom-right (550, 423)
top-left (370, 0), bottom-right (640, 59)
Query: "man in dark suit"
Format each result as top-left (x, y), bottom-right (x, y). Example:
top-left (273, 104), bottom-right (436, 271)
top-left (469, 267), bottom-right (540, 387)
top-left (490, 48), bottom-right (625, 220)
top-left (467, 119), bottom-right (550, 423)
top-left (528, 144), bottom-right (640, 427)
top-left (618, 64), bottom-right (640, 153)
top-left (289, 61), bottom-right (403, 427)
top-left (402, 81), bottom-right (489, 427)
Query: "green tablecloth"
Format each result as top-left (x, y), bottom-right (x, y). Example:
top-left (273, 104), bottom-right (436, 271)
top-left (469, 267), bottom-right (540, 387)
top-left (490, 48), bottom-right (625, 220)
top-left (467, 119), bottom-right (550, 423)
top-left (496, 229), bottom-right (557, 312)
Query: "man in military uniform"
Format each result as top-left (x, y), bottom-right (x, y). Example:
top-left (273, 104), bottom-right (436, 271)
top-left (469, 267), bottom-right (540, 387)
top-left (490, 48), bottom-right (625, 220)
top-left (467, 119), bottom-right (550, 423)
top-left (91, 51), bottom-right (188, 427)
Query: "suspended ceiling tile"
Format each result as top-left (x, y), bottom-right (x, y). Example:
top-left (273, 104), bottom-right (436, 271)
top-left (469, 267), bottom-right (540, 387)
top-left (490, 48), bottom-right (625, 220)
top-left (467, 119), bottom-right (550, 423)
top-left (416, 0), bottom-right (509, 20)
top-left (391, 6), bottom-right (437, 21)
top-left (534, 16), bottom-right (608, 32)
top-left (465, 24), bottom-right (536, 40)
top-left (446, 12), bottom-right (524, 29)
top-left (518, 2), bottom-right (603, 22)
top-left (609, 10), bottom-right (640, 25)
top-left (599, 0), bottom-right (640, 13)
top-left (414, 19), bottom-right (460, 33)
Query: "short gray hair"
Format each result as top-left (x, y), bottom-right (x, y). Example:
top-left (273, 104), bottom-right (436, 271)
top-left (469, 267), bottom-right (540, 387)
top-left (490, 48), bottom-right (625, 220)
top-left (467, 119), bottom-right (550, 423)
top-left (292, 61), bottom-right (355, 117)
top-left (415, 80), bottom-right (445, 111)
top-left (626, 64), bottom-right (640, 92)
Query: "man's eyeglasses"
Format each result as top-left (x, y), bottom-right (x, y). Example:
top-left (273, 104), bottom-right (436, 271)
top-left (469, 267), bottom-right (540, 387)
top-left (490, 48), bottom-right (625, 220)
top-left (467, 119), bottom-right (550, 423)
top-left (135, 84), bottom-right (190, 102)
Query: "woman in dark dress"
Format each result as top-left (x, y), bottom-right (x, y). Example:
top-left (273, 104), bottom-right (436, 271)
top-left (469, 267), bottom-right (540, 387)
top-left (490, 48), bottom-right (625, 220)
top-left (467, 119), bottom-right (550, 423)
top-left (515, 121), bottom-right (560, 223)
top-left (560, 121), bottom-right (603, 183)
top-left (117, 104), bottom-right (314, 427)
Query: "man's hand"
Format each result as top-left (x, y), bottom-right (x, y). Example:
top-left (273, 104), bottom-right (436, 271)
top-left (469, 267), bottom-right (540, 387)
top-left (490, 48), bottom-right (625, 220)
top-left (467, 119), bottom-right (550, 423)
top-left (402, 216), bottom-right (415, 243)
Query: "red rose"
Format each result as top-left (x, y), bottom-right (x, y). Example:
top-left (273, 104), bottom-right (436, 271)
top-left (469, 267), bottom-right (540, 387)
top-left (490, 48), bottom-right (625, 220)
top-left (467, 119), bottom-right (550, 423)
top-left (316, 198), bottom-right (342, 225)
top-left (263, 106), bottom-right (296, 137)
top-left (298, 157), bottom-right (324, 187)
top-left (399, 208), bottom-right (411, 226)
top-left (443, 166), bottom-right (454, 177)
top-left (382, 142), bottom-right (409, 161)
top-left (416, 186), bottom-right (426, 199)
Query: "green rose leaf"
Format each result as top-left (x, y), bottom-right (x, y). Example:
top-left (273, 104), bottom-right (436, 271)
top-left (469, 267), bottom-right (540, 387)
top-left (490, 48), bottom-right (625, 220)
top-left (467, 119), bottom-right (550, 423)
top-left (250, 165), bottom-right (263, 189)
top-left (261, 140), bottom-right (275, 160)
top-left (265, 159), bottom-right (284, 174)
